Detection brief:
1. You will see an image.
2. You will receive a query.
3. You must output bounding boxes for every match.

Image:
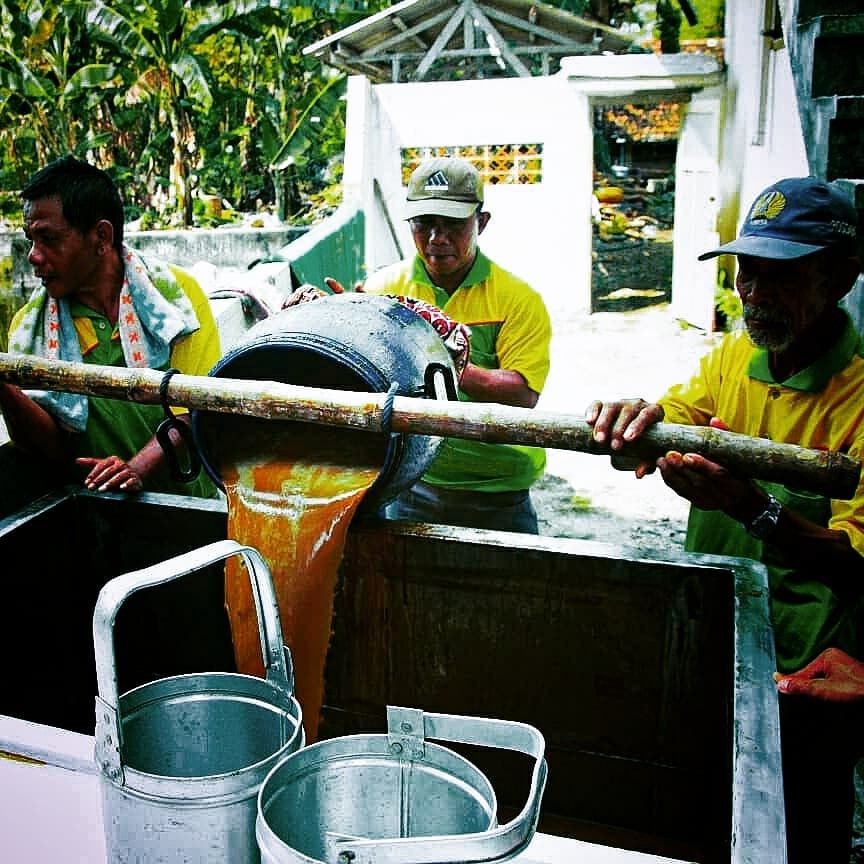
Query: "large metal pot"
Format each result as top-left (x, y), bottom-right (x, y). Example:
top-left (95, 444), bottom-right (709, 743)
top-left (94, 540), bottom-right (304, 864)
top-left (256, 705), bottom-right (547, 864)
top-left (191, 293), bottom-right (458, 509)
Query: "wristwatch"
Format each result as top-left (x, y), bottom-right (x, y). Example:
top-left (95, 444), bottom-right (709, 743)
top-left (747, 494), bottom-right (782, 541)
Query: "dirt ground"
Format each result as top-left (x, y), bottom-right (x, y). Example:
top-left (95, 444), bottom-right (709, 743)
top-left (530, 291), bottom-right (720, 555)
top-left (531, 228), bottom-right (698, 554)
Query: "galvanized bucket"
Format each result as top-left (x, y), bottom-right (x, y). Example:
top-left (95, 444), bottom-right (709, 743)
top-left (256, 705), bottom-right (548, 864)
top-left (94, 539), bottom-right (304, 863)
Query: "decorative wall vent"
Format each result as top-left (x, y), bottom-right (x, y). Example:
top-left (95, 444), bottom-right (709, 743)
top-left (401, 144), bottom-right (543, 185)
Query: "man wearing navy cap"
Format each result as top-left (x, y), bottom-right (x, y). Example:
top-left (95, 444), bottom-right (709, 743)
top-left (586, 176), bottom-right (864, 863)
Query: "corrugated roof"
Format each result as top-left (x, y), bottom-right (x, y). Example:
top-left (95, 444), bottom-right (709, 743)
top-left (303, 0), bottom-right (637, 82)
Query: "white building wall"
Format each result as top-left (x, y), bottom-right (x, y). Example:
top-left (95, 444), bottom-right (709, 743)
top-left (669, 86), bottom-right (723, 330)
top-left (343, 16), bottom-right (806, 328)
top-left (714, 0), bottom-right (809, 266)
top-left (343, 75), bottom-right (408, 280)
top-left (343, 74), bottom-right (595, 315)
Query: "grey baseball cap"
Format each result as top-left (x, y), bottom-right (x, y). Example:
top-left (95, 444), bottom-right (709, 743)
top-left (404, 157), bottom-right (483, 220)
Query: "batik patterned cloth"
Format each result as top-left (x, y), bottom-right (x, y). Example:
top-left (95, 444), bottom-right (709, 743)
top-left (8, 246), bottom-right (200, 432)
top-left (388, 294), bottom-right (471, 380)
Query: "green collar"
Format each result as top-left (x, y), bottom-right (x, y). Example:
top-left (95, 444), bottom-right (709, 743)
top-left (747, 311), bottom-right (863, 391)
top-left (69, 299), bottom-right (102, 318)
top-left (411, 249), bottom-right (492, 297)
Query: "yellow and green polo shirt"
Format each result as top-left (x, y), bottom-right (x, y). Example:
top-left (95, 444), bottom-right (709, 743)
top-left (659, 315), bottom-right (864, 672)
top-left (365, 251), bottom-right (551, 492)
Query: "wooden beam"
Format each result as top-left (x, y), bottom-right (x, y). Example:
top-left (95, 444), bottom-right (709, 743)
top-left (373, 178), bottom-right (404, 258)
top-left (391, 13), bottom-right (430, 52)
top-left (328, 47), bottom-right (389, 82)
top-left (0, 353), bottom-right (858, 500)
top-left (480, 5), bottom-right (587, 46)
top-left (464, 0), bottom-right (532, 77)
top-left (366, 43), bottom-right (602, 63)
top-left (413, 3), bottom-right (468, 80)
top-left (360, 8), bottom-right (452, 57)
top-left (464, 10), bottom-right (475, 50)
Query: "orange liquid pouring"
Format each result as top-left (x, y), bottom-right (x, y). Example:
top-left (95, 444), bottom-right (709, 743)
top-left (217, 420), bottom-right (385, 742)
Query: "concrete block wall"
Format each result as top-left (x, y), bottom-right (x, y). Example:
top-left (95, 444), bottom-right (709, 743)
top-left (8, 226), bottom-right (303, 300)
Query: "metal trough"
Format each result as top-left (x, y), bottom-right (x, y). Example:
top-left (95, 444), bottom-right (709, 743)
top-left (0, 483), bottom-right (784, 863)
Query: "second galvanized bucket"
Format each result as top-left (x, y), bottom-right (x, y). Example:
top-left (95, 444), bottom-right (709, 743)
top-left (94, 539), bottom-right (304, 864)
top-left (256, 705), bottom-right (547, 864)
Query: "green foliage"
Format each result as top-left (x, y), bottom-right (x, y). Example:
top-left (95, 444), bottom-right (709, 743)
top-left (0, 0), bottom-right (376, 225)
top-left (0, 191), bottom-right (21, 223)
top-left (714, 268), bottom-right (742, 331)
top-left (0, 280), bottom-right (23, 353)
top-left (270, 74), bottom-right (348, 172)
top-left (569, 494), bottom-right (593, 512)
top-left (681, 0), bottom-right (725, 40)
top-left (192, 194), bottom-right (241, 228)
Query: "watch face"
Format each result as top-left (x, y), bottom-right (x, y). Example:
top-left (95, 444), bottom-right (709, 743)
top-left (749, 496), bottom-right (781, 540)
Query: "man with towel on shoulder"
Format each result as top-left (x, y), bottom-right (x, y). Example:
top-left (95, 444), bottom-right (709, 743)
top-left (0, 155), bottom-right (220, 497)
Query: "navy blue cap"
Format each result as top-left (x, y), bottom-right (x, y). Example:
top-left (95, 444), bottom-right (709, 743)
top-left (698, 177), bottom-right (859, 260)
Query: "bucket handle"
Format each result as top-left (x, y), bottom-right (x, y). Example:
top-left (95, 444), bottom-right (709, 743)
top-left (424, 362), bottom-right (458, 401)
top-left (93, 540), bottom-right (295, 784)
top-left (330, 705), bottom-right (548, 864)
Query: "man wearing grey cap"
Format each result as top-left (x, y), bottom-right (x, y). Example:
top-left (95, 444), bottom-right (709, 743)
top-left (585, 176), bottom-right (864, 863)
top-left (364, 156), bottom-right (551, 533)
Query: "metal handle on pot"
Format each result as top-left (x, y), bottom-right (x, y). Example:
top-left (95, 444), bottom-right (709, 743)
top-left (155, 367), bottom-right (202, 483)
top-left (424, 362), bottom-right (458, 401)
top-left (93, 539), bottom-right (294, 783)
top-left (331, 705), bottom-right (548, 864)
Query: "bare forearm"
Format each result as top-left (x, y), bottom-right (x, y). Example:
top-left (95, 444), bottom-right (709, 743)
top-left (727, 483), bottom-right (862, 577)
top-left (0, 383), bottom-right (68, 461)
top-left (459, 364), bottom-right (539, 408)
top-left (128, 414), bottom-right (194, 486)
top-left (757, 506), bottom-right (861, 573)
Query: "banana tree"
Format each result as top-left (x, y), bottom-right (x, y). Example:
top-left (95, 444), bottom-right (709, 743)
top-left (267, 71), bottom-right (346, 220)
top-left (200, 8), bottom-right (353, 220)
top-left (82, 0), bottom-right (287, 226)
top-left (0, 1), bottom-right (119, 183)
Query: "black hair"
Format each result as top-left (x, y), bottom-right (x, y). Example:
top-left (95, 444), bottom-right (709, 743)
top-left (21, 155), bottom-right (124, 252)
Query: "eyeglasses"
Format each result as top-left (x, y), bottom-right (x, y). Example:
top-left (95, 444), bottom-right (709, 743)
top-left (409, 215), bottom-right (476, 236)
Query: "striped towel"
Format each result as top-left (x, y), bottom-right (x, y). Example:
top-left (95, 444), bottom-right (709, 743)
top-left (8, 246), bottom-right (200, 432)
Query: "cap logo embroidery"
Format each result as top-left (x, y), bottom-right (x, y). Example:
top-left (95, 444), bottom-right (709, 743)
top-left (832, 219), bottom-right (857, 238)
top-left (749, 190), bottom-right (786, 224)
top-left (423, 170), bottom-right (450, 193)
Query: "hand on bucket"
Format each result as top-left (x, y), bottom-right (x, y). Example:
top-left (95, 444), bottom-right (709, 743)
top-left (282, 277), bottom-right (471, 382)
top-left (386, 294), bottom-right (471, 382)
top-left (325, 277), bottom-right (364, 294)
top-left (280, 276), bottom-right (362, 308)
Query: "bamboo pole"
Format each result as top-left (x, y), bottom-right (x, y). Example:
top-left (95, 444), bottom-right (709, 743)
top-left (0, 352), bottom-right (859, 499)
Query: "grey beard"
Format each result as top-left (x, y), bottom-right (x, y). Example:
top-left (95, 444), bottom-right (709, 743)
top-left (743, 305), bottom-right (793, 352)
